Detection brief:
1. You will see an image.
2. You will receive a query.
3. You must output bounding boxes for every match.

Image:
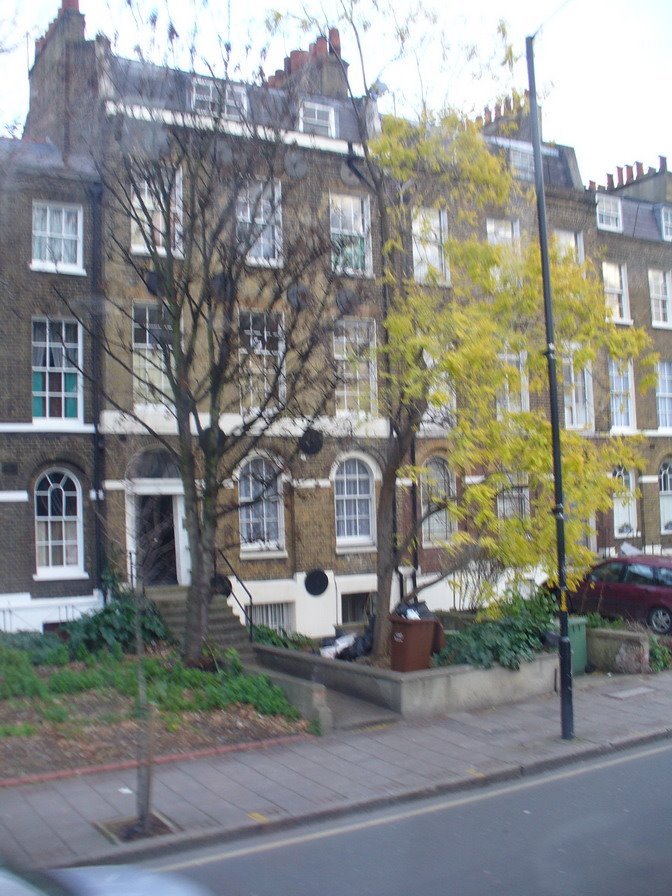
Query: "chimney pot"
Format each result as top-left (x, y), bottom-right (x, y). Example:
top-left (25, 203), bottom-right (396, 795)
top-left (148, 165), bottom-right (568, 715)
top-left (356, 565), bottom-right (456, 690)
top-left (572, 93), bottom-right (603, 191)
top-left (589, 180), bottom-right (596, 191)
top-left (289, 49), bottom-right (308, 73)
top-left (635, 161), bottom-right (644, 178)
top-left (660, 155), bottom-right (668, 173)
top-left (607, 173), bottom-right (615, 190)
top-left (315, 36), bottom-right (328, 58)
top-left (61, 0), bottom-right (79, 10)
top-left (648, 166), bottom-right (655, 175)
top-left (328, 27), bottom-right (341, 56)
top-left (625, 164), bottom-right (634, 182)
top-left (616, 166), bottom-right (624, 186)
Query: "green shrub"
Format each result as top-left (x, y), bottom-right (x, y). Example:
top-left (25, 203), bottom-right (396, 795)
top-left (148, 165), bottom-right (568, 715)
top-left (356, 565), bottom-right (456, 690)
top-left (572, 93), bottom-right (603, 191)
top-left (39, 700), bottom-right (70, 723)
top-left (584, 612), bottom-right (626, 629)
top-left (0, 722), bottom-right (36, 737)
top-left (47, 666), bottom-right (107, 695)
top-left (435, 589), bottom-right (556, 671)
top-left (251, 624), bottom-right (314, 651)
top-left (0, 647), bottom-right (47, 699)
top-left (0, 632), bottom-right (69, 666)
top-left (649, 636), bottom-right (672, 673)
top-left (63, 596), bottom-right (169, 657)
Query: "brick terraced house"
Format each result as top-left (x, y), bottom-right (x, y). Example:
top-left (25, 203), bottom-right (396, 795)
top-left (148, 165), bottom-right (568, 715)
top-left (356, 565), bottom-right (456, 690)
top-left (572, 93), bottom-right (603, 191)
top-left (1, 0), bottom-right (671, 637)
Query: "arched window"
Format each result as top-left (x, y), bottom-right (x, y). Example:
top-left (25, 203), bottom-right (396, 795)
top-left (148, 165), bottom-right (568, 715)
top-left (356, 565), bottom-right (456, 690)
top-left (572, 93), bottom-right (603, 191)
top-left (613, 465), bottom-right (637, 538)
top-left (421, 458), bottom-right (456, 545)
top-left (659, 460), bottom-right (672, 533)
top-left (34, 469), bottom-right (83, 575)
top-left (239, 457), bottom-right (284, 550)
top-left (334, 458), bottom-right (374, 545)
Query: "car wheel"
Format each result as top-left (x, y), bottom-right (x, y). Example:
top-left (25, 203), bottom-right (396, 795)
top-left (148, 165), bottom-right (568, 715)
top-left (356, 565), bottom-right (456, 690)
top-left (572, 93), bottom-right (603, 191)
top-left (647, 607), bottom-right (672, 635)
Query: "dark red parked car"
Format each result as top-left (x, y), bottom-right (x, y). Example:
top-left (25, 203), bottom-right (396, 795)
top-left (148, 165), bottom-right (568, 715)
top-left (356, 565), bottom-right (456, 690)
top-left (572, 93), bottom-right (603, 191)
top-left (573, 555), bottom-right (672, 635)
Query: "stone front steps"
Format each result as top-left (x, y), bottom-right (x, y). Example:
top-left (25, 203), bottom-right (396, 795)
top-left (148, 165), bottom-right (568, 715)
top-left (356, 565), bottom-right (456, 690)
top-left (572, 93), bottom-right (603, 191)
top-left (146, 586), bottom-right (255, 662)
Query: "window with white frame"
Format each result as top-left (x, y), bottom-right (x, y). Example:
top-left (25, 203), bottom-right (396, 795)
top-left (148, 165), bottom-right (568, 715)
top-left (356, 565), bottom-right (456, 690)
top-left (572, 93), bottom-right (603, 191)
top-left (649, 269), bottom-right (672, 325)
top-left (251, 602), bottom-right (293, 631)
top-left (130, 168), bottom-right (183, 255)
top-left (613, 465), bottom-right (636, 537)
top-left (333, 318), bottom-right (377, 414)
top-left (496, 471), bottom-right (530, 520)
top-left (662, 208), bottom-right (672, 241)
top-left (657, 361), bottom-right (672, 428)
top-left (236, 181), bottom-right (282, 266)
top-left (239, 457), bottom-right (284, 550)
top-left (239, 311), bottom-right (284, 411)
top-left (421, 457), bottom-right (456, 545)
top-left (486, 217), bottom-right (520, 247)
top-left (299, 101), bottom-right (335, 138)
top-left (31, 202), bottom-right (84, 273)
top-left (608, 358), bottom-right (635, 430)
top-left (34, 469), bottom-right (83, 575)
top-left (412, 207), bottom-right (450, 284)
top-left (496, 350), bottom-right (528, 417)
top-left (32, 319), bottom-right (82, 421)
top-left (192, 78), bottom-right (247, 119)
top-left (563, 355), bottom-right (593, 430)
top-left (509, 147), bottom-right (535, 181)
top-left (133, 303), bottom-right (170, 406)
top-left (553, 228), bottom-right (584, 262)
top-left (659, 460), bottom-right (672, 533)
top-left (602, 261), bottom-right (630, 321)
top-left (334, 458), bottom-right (375, 545)
top-left (596, 195), bottom-right (622, 232)
top-left (330, 194), bottom-right (371, 275)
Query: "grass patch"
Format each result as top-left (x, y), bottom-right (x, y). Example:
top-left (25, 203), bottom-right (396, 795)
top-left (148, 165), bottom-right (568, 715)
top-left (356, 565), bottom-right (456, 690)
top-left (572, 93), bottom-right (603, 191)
top-left (0, 722), bottom-right (37, 738)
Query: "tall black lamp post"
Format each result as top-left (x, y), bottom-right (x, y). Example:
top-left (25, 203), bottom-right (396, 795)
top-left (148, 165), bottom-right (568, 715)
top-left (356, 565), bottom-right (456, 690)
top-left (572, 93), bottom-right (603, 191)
top-left (526, 34), bottom-right (574, 740)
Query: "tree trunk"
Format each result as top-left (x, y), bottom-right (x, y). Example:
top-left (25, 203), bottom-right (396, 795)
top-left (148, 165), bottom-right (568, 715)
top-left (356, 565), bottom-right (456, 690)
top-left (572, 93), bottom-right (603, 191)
top-left (372, 466), bottom-right (399, 660)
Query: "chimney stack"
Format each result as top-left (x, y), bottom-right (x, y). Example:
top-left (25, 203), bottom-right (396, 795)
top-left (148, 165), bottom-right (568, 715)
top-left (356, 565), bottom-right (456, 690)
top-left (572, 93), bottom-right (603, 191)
top-left (607, 173), bottom-right (614, 190)
top-left (484, 106), bottom-right (492, 124)
top-left (589, 180), bottom-right (596, 191)
top-left (660, 155), bottom-right (668, 173)
top-left (625, 164), bottom-right (634, 183)
top-left (616, 166), bottom-right (623, 186)
top-left (635, 161), bottom-right (644, 178)
top-left (328, 28), bottom-right (341, 56)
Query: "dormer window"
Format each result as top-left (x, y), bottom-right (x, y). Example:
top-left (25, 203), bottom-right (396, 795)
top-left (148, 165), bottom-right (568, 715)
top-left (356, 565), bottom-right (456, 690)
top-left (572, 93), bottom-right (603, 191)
top-left (509, 147), bottom-right (535, 181)
top-left (661, 207), bottom-right (672, 242)
top-left (192, 78), bottom-right (247, 120)
top-left (299, 101), bottom-right (335, 138)
top-left (596, 195), bottom-right (622, 232)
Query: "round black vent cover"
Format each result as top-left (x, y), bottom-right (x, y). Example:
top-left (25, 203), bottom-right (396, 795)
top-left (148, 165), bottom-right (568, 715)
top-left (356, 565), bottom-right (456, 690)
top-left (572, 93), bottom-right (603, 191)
top-left (298, 427), bottom-right (323, 455)
top-left (287, 282), bottom-right (310, 310)
top-left (210, 573), bottom-right (232, 597)
top-left (305, 569), bottom-right (329, 596)
top-left (336, 288), bottom-right (357, 313)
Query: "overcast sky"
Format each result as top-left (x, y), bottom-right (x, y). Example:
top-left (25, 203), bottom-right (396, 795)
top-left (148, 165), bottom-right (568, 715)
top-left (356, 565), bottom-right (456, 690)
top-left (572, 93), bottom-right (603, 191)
top-left (1, 0), bottom-right (669, 185)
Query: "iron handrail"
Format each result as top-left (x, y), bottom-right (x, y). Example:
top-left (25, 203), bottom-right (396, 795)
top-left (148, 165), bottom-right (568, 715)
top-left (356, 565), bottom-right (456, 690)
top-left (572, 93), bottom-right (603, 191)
top-left (215, 549), bottom-right (255, 642)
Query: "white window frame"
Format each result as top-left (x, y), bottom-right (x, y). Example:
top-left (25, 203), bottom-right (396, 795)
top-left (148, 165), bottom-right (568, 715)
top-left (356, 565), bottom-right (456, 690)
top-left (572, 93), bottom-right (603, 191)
top-left (608, 357), bottom-right (636, 432)
top-left (192, 78), bottom-right (248, 119)
top-left (613, 466), bottom-right (637, 538)
top-left (553, 228), bottom-right (585, 263)
top-left (496, 471), bottom-right (530, 521)
top-left (602, 261), bottom-right (631, 323)
top-left (596, 195), bottom-right (622, 232)
top-left (649, 269), bottom-right (672, 328)
top-left (486, 217), bottom-right (520, 247)
top-left (330, 194), bottom-right (372, 276)
top-left (130, 168), bottom-right (183, 256)
top-left (333, 318), bottom-right (377, 416)
top-left (659, 460), bottom-right (672, 534)
top-left (31, 202), bottom-right (85, 275)
top-left (34, 468), bottom-right (85, 579)
top-left (496, 350), bottom-right (529, 418)
top-left (238, 456), bottom-right (285, 552)
top-left (299, 101), bottom-right (335, 138)
top-left (412, 207), bottom-right (450, 285)
top-left (31, 318), bottom-right (83, 424)
top-left (563, 354), bottom-right (594, 431)
top-left (421, 457), bottom-right (457, 546)
top-left (334, 457), bottom-right (375, 548)
top-left (236, 180), bottom-right (283, 267)
top-left (509, 147), bottom-right (535, 181)
top-left (132, 303), bottom-right (171, 409)
top-left (662, 208), bottom-right (672, 242)
top-left (238, 310), bottom-right (285, 413)
top-left (657, 361), bottom-right (672, 429)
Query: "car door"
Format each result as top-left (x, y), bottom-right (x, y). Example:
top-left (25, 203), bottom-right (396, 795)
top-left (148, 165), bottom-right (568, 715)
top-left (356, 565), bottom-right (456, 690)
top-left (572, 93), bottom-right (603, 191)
top-left (575, 561), bottom-right (626, 617)
top-left (619, 562), bottom-right (660, 624)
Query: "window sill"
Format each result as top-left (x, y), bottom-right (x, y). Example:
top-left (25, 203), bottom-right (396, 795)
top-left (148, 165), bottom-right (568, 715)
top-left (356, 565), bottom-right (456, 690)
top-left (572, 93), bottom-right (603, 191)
top-left (335, 543), bottom-right (377, 555)
top-left (652, 321), bottom-right (672, 330)
top-left (614, 532), bottom-right (640, 540)
top-left (30, 261), bottom-right (87, 277)
top-left (610, 426), bottom-right (638, 435)
top-left (244, 256), bottom-right (283, 269)
top-left (33, 570), bottom-right (89, 582)
top-left (240, 548), bottom-right (288, 560)
top-left (610, 317), bottom-right (634, 326)
top-left (131, 245), bottom-right (184, 260)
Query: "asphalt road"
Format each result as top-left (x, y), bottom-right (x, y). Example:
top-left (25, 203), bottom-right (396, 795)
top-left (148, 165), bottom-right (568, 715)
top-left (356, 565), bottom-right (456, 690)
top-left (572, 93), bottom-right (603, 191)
top-left (147, 741), bottom-right (672, 896)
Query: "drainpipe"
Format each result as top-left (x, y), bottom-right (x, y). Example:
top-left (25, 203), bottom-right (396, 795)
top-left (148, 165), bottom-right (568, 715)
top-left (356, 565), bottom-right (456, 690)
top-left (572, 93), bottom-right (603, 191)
top-left (88, 181), bottom-right (106, 601)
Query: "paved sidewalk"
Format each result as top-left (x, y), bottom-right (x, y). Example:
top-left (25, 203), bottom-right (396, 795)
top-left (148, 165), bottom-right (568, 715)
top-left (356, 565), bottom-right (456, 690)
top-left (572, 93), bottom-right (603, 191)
top-left (2, 670), bottom-right (672, 869)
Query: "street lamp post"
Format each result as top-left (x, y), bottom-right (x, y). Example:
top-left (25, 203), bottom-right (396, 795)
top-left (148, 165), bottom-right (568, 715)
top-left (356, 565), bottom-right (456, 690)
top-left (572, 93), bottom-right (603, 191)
top-left (526, 34), bottom-right (574, 740)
